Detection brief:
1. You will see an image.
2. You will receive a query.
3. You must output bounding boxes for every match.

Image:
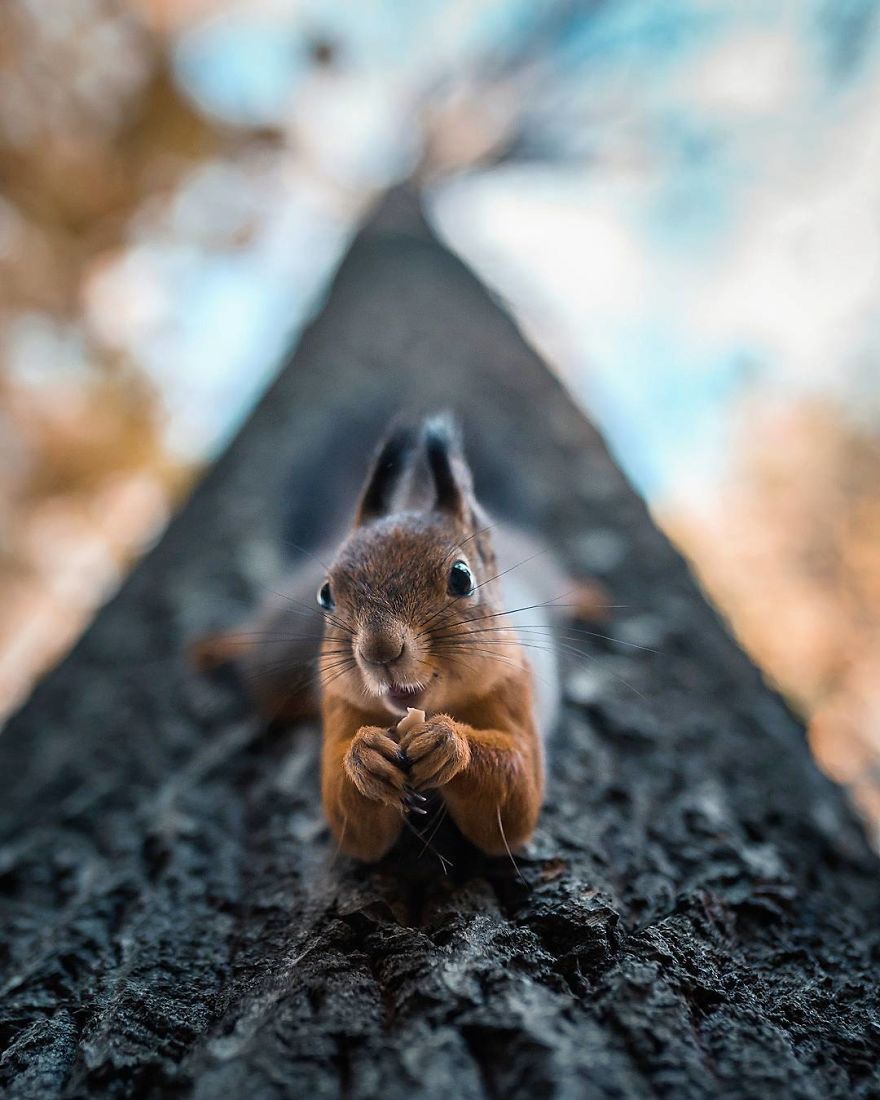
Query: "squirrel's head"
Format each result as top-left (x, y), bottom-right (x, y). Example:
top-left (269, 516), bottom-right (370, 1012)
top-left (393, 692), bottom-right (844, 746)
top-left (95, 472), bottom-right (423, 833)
top-left (317, 415), bottom-right (518, 718)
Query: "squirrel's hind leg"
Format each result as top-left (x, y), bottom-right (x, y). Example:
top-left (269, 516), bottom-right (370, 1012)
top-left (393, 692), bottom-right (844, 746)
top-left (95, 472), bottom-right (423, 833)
top-left (189, 623), bottom-right (322, 724)
top-left (563, 579), bottom-right (613, 624)
top-left (189, 562), bottom-right (326, 725)
top-left (189, 630), bottom-right (248, 674)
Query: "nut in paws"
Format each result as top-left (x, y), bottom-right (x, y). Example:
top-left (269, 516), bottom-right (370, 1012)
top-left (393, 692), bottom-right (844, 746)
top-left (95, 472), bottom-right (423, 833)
top-left (400, 714), bottom-right (470, 790)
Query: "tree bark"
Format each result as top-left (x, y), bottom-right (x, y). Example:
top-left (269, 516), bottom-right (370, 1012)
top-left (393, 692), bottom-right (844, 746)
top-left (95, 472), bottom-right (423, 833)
top-left (1, 189), bottom-right (879, 1100)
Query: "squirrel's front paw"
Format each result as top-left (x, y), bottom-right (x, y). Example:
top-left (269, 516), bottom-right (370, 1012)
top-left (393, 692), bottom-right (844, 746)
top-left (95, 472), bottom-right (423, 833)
top-left (344, 726), bottom-right (407, 806)
top-left (400, 714), bottom-right (471, 791)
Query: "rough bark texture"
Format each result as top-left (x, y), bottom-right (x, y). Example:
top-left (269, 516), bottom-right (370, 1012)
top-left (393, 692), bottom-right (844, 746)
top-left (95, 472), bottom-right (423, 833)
top-left (1, 190), bottom-right (879, 1100)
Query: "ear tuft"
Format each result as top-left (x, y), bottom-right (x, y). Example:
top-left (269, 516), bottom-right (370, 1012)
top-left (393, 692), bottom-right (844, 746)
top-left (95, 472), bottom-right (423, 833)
top-left (355, 422), bottom-right (419, 525)
top-left (423, 413), bottom-right (472, 518)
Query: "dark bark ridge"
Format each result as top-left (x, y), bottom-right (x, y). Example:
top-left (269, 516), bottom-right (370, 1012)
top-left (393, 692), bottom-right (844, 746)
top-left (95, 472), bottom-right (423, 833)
top-left (1, 190), bottom-right (879, 1099)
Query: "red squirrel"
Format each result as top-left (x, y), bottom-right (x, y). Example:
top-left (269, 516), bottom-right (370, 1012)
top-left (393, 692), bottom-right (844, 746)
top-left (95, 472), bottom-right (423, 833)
top-left (194, 415), bottom-right (600, 863)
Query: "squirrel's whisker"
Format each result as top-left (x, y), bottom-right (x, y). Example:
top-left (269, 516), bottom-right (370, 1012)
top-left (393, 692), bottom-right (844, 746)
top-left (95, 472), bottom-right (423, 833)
top-left (496, 805), bottom-right (528, 888)
top-left (435, 622), bottom-right (659, 656)
top-left (445, 521), bottom-right (496, 559)
top-left (278, 537), bottom-right (333, 573)
top-left (417, 802), bottom-right (449, 859)
top-left (403, 815), bottom-right (452, 874)
top-left (471, 549), bottom-right (551, 595)
top-left (266, 588), bottom-right (356, 637)
top-left (205, 632), bottom-right (331, 647)
top-left (414, 548), bottom-right (550, 640)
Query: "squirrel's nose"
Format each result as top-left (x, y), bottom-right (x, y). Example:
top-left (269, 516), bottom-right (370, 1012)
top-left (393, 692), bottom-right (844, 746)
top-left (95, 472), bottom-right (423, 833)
top-left (358, 632), bottom-right (405, 667)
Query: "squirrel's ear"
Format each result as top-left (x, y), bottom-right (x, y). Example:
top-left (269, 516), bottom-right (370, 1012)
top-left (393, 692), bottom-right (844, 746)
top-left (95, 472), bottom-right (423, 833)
top-left (424, 414), bottom-right (473, 521)
top-left (354, 423), bottom-right (418, 526)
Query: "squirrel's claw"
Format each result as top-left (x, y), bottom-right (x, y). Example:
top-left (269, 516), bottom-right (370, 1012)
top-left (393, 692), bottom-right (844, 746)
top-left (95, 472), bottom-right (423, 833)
top-left (403, 790), bottom-right (429, 814)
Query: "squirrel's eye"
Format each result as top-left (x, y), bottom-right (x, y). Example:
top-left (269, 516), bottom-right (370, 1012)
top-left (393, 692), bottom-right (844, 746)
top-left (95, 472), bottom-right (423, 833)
top-left (317, 581), bottom-right (334, 611)
top-left (448, 560), bottom-right (474, 597)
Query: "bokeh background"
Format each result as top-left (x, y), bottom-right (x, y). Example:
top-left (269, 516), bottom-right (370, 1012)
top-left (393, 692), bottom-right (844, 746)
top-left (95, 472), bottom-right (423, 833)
top-left (1, 0), bottom-right (878, 841)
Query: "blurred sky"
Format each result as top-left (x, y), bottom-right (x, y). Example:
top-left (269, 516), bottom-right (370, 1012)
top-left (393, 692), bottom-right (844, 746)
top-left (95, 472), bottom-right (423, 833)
top-left (82, 0), bottom-right (880, 498)
top-left (1, 0), bottom-right (879, 834)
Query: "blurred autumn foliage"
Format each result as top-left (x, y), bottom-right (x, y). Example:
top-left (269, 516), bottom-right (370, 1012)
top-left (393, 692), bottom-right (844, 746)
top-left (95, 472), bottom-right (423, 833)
top-left (667, 399), bottom-right (880, 837)
top-left (0, 1), bottom-right (204, 710)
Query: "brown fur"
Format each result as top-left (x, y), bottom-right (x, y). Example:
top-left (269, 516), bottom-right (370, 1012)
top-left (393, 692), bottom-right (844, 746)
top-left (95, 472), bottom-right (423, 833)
top-left (195, 417), bottom-right (547, 863)
top-left (312, 418), bottom-right (545, 862)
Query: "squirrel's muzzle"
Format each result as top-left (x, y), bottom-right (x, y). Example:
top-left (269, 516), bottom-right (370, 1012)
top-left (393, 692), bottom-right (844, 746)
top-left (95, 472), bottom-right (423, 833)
top-left (357, 629), bottom-right (405, 667)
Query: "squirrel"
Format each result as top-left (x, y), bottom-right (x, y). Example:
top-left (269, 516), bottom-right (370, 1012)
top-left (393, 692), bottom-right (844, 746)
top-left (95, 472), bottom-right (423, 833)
top-left (193, 414), bottom-right (604, 863)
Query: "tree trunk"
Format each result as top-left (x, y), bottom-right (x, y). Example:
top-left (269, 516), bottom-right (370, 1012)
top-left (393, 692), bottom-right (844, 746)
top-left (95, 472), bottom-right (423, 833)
top-left (1, 189), bottom-right (878, 1100)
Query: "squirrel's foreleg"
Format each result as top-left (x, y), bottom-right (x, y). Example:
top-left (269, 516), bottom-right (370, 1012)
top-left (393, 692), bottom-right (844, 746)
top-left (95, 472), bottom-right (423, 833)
top-left (398, 682), bottom-right (544, 857)
top-left (321, 701), bottom-right (407, 862)
top-left (426, 721), bottom-right (542, 856)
